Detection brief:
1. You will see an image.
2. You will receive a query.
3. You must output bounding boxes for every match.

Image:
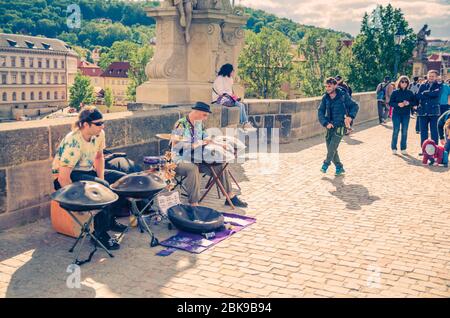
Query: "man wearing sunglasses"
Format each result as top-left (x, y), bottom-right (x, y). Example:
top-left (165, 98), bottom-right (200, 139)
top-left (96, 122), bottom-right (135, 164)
top-left (52, 106), bottom-right (127, 250)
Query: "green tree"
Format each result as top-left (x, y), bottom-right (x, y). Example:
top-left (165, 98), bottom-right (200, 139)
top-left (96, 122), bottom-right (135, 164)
top-left (349, 4), bottom-right (416, 92)
top-left (98, 40), bottom-right (139, 70)
top-left (127, 45), bottom-right (154, 102)
top-left (69, 72), bottom-right (96, 111)
top-left (104, 87), bottom-right (114, 112)
top-left (239, 28), bottom-right (293, 99)
top-left (294, 31), bottom-right (352, 97)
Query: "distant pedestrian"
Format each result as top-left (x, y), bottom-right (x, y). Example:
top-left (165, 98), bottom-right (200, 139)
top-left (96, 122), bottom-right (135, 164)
top-left (409, 76), bottom-right (421, 133)
top-left (376, 76), bottom-right (391, 124)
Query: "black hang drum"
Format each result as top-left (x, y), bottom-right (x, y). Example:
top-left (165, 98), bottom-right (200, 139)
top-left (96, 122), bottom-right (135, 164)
top-left (110, 172), bottom-right (166, 199)
top-left (167, 205), bottom-right (225, 234)
top-left (51, 181), bottom-right (119, 212)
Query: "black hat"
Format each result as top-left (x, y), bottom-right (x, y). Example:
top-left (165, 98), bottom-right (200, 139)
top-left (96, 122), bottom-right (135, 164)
top-left (192, 101), bottom-right (212, 113)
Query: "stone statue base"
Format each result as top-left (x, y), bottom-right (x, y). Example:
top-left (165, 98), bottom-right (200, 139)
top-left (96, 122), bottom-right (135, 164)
top-left (136, 7), bottom-right (247, 105)
top-left (413, 60), bottom-right (428, 77)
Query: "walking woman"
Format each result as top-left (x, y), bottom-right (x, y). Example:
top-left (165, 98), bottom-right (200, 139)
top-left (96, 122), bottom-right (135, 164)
top-left (389, 76), bottom-right (417, 155)
top-left (212, 63), bottom-right (255, 131)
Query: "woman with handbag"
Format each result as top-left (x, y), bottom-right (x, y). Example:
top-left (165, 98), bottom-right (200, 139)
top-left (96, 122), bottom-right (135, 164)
top-left (212, 63), bottom-right (255, 131)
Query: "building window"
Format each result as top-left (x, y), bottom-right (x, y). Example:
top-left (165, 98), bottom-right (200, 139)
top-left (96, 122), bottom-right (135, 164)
top-left (21, 73), bottom-right (26, 84)
top-left (2, 92), bottom-right (7, 101)
top-left (20, 57), bottom-right (25, 67)
top-left (11, 57), bottom-right (16, 67)
top-left (54, 74), bottom-right (58, 84)
top-left (46, 73), bottom-right (51, 84)
top-left (30, 92), bottom-right (34, 100)
top-left (29, 58), bottom-right (34, 68)
top-left (1, 73), bottom-right (6, 84)
top-left (46, 91), bottom-right (50, 100)
top-left (30, 74), bottom-right (35, 84)
top-left (22, 92), bottom-right (26, 100)
top-left (11, 73), bottom-right (17, 84)
top-left (12, 92), bottom-right (17, 101)
top-left (38, 59), bottom-right (42, 68)
top-left (61, 92), bottom-right (65, 100)
top-left (38, 92), bottom-right (42, 100)
top-left (61, 60), bottom-right (65, 69)
top-left (46, 59), bottom-right (50, 68)
top-left (61, 74), bottom-right (66, 84)
top-left (54, 91), bottom-right (58, 100)
top-left (38, 73), bottom-right (43, 84)
top-left (0, 56), bottom-right (6, 67)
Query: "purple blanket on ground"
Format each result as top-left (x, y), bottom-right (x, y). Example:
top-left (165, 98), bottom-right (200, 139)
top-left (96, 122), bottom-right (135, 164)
top-left (159, 213), bottom-right (256, 254)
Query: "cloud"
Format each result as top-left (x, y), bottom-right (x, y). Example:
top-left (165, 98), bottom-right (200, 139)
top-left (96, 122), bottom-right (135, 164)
top-left (239, 0), bottom-right (450, 39)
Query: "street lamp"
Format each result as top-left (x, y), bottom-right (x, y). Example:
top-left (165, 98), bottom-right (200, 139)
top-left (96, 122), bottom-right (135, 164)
top-left (393, 27), bottom-right (406, 79)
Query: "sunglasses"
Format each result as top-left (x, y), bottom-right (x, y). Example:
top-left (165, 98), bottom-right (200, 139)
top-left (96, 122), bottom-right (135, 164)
top-left (400, 80), bottom-right (408, 84)
top-left (90, 121), bottom-right (105, 126)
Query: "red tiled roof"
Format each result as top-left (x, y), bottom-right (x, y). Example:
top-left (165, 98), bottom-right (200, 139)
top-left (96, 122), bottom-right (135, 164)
top-left (101, 62), bottom-right (130, 78)
top-left (78, 60), bottom-right (103, 76)
top-left (80, 67), bottom-right (103, 77)
top-left (426, 61), bottom-right (442, 71)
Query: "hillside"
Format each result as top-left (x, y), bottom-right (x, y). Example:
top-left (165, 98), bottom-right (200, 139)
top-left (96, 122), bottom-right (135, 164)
top-left (0, 0), bottom-right (352, 50)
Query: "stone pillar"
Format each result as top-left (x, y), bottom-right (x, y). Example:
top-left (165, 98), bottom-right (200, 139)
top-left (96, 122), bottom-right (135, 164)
top-left (136, 7), bottom-right (247, 106)
top-left (413, 60), bottom-right (428, 77)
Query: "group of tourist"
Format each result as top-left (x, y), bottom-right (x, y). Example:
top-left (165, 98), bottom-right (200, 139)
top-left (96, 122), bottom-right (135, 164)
top-left (376, 70), bottom-right (450, 163)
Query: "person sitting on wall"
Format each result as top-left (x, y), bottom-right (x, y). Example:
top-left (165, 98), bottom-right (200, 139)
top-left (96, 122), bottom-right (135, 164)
top-left (52, 106), bottom-right (127, 250)
top-left (212, 63), bottom-right (255, 132)
top-left (172, 101), bottom-right (248, 208)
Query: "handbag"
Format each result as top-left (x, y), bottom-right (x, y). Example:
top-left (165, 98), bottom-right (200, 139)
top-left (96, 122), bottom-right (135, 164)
top-left (213, 87), bottom-right (236, 107)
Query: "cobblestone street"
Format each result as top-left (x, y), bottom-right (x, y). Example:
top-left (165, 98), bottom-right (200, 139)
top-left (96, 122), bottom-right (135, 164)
top-left (1, 119), bottom-right (449, 298)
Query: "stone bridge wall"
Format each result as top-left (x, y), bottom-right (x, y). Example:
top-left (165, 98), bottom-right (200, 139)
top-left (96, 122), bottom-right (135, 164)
top-left (0, 92), bottom-right (376, 230)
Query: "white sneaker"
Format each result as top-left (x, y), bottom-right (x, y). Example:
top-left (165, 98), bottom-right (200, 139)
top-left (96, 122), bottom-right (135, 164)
top-left (401, 150), bottom-right (408, 155)
top-left (392, 150), bottom-right (398, 155)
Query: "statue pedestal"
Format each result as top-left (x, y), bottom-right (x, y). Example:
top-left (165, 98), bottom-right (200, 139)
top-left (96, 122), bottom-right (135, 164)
top-left (413, 60), bottom-right (428, 77)
top-left (136, 8), bottom-right (247, 105)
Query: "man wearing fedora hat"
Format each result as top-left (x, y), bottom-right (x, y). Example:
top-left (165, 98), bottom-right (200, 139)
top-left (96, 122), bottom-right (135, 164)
top-left (171, 102), bottom-right (248, 208)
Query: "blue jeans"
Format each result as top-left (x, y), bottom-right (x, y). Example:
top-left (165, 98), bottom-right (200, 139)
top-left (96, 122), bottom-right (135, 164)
top-left (391, 113), bottom-right (410, 151)
top-left (234, 101), bottom-right (249, 124)
top-left (419, 116), bottom-right (439, 146)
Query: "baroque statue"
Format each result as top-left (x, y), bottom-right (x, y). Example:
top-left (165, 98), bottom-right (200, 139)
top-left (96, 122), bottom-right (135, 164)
top-left (413, 24), bottom-right (431, 61)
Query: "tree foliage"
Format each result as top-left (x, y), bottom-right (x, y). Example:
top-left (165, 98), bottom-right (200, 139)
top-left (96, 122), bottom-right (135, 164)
top-left (104, 87), bottom-right (114, 111)
top-left (349, 4), bottom-right (416, 92)
top-left (69, 72), bottom-right (95, 111)
top-left (239, 28), bottom-right (293, 99)
top-left (295, 30), bottom-right (352, 97)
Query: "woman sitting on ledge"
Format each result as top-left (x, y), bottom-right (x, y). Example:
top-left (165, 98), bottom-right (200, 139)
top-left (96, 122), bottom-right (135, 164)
top-left (212, 63), bottom-right (255, 132)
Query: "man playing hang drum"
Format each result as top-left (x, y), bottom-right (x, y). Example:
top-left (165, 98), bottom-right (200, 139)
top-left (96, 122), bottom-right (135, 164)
top-left (171, 101), bottom-right (248, 208)
top-left (52, 107), bottom-right (127, 250)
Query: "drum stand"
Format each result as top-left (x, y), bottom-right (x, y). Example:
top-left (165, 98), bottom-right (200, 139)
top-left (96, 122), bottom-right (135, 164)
top-left (66, 209), bottom-right (114, 266)
top-left (117, 198), bottom-right (160, 248)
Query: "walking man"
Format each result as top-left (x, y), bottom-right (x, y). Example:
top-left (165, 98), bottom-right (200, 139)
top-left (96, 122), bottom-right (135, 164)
top-left (318, 78), bottom-right (359, 176)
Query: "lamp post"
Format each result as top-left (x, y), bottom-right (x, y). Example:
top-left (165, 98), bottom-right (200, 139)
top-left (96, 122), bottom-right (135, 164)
top-left (393, 27), bottom-right (406, 79)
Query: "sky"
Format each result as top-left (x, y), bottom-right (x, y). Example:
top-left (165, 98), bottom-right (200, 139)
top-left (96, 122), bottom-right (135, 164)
top-left (237, 0), bottom-right (450, 39)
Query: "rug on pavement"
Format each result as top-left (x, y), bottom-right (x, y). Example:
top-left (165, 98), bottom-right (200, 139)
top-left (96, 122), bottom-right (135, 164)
top-left (158, 213), bottom-right (256, 254)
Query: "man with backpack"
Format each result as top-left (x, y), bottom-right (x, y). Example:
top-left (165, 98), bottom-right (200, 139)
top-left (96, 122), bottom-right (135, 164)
top-left (376, 76), bottom-right (392, 124)
top-left (318, 78), bottom-right (359, 176)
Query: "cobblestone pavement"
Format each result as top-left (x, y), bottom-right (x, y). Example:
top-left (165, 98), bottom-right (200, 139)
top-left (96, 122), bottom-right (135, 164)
top-left (1, 119), bottom-right (449, 298)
